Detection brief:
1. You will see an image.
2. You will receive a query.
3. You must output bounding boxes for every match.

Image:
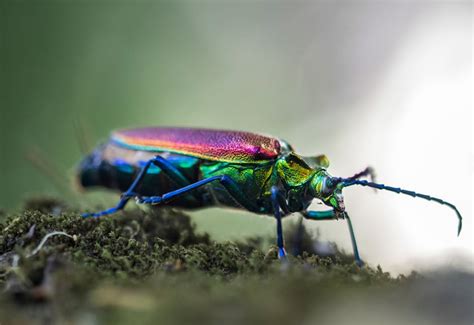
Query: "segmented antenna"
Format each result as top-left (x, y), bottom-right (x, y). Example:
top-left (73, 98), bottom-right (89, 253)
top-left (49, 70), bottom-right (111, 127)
top-left (339, 178), bottom-right (463, 236)
top-left (73, 117), bottom-right (92, 155)
top-left (25, 147), bottom-right (74, 198)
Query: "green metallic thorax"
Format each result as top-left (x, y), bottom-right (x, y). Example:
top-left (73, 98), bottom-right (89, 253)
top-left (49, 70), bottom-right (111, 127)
top-left (199, 153), bottom-right (318, 214)
top-left (199, 161), bottom-right (274, 212)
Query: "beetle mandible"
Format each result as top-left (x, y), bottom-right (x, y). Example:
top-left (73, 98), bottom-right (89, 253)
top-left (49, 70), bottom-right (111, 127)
top-left (79, 127), bottom-right (462, 265)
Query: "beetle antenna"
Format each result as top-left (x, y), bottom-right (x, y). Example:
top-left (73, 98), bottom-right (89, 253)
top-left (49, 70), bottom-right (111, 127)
top-left (25, 147), bottom-right (75, 198)
top-left (339, 178), bottom-right (463, 236)
top-left (73, 117), bottom-right (92, 155)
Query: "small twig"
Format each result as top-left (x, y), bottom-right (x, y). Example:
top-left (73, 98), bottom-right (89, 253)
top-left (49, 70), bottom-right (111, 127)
top-left (28, 231), bottom-right (77, 257)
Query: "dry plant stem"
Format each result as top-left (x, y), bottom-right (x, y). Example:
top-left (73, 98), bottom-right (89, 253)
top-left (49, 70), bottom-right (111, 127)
top-left (28, 232), bottom-right (76, 257)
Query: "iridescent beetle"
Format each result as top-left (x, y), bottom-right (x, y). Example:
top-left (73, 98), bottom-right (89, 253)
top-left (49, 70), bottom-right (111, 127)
top-left (79, 127), bottom-right (462, 265)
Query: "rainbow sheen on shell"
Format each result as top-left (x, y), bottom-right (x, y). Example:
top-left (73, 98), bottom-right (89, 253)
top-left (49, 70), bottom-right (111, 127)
top-left (110, 127), bottom-right (281, 163)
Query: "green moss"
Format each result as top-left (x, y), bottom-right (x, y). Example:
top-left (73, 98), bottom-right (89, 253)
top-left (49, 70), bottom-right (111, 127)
top-left (2, 198), bottom-right (468, 325)
top-left (0, 198), bottom-right (368, 279)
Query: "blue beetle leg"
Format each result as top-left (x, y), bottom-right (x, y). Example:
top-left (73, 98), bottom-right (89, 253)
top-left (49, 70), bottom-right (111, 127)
top-left (82, 157), bottom-right (158, 218)
top-left (344, 212), bottom-right (363, 267)
top-left (271, 186), bottom-right (287, 261)
top-left (150, 156), bottom-right (202, 204)
top-left (138, 175), bottom-right (260, 212)
top-left (151, 156), bottom-right (191, 188)
top-left (82, 201), bottom-right (127, 218)
top-left (302, 209), bottom-right (363, 267)
top-left (301, 209), bottom-right (336, 220)
top-left (83, 155), bottom-right (201, 218)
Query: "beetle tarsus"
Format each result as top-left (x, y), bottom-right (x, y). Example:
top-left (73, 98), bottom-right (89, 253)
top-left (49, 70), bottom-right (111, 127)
top-left (278, 247), bottom-right (287, 260)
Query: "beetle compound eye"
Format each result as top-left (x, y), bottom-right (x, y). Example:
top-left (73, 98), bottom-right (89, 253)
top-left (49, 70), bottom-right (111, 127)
top-left (326, 179), bottom-right (333, 189)
top-left (322, 178), bottom-right (336, 195)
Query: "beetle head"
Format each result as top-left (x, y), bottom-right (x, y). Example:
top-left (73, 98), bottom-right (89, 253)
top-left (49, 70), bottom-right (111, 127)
top-left (310, 171), bottom-right (345, 213)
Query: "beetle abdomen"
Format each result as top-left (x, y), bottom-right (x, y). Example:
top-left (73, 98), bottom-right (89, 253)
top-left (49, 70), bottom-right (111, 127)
top-left (78, 142), bottom-right (201, 203)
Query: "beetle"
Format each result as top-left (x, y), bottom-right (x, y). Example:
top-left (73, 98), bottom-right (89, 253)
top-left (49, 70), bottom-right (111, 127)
top-left (79, 127), bottom-right (462, 265)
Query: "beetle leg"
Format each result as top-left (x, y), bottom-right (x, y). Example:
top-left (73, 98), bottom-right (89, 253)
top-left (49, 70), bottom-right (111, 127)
top-left (302, 210), bottom-right (363, 267)
top-left (83, 155), bottom-right (196, 218)
top-left (82, 157), bottom-right (158, 218)
top-left (344, 212), bottom-right (362, 267)
top-left (301, 210), bottom-right (336, 220)
top-left (347, 166), bottom-right (376, 182)
top-left (137, 175), bottom-right (260, 212)
top-left (149, 156), bottom-right (202, 204)
top-left (150, 156), bottom-right (191, 188)
top-left (271, 186), bottom-right (287, 261)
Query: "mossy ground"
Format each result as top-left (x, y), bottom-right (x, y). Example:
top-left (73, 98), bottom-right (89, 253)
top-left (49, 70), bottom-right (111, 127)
top-left (0, 198), bottom-right (472, 325)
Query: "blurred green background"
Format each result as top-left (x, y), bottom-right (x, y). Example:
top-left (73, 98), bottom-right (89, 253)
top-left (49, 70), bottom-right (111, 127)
top-left (2, 2), bottom-right (308, 205)
top-left (2, 1), bottom-right (472, 273)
